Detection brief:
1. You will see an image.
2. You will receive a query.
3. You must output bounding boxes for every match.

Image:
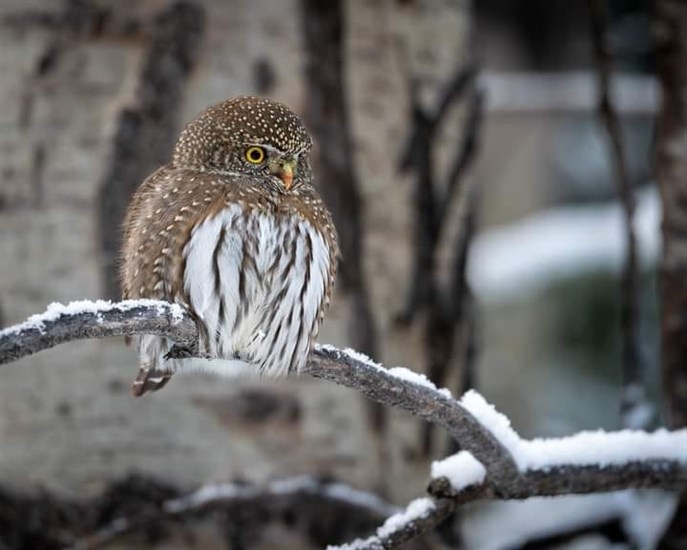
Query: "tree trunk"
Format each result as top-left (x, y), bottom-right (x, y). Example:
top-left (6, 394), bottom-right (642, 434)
top-left (654, 0), bottom-right (687, 547)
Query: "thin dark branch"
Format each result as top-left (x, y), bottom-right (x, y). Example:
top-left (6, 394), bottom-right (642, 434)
top-left (72, 476), bottom-right (398, 550)
top-left (394, 62), bottom-right (478, 326)
top-left (439, 88), bottom-right (484, 223)
top-left (587, 0), bottom-right (643, 423)
top-left (434, 64), bottom-right (478, 127)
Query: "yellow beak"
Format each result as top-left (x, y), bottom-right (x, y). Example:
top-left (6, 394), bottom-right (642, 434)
top-left (280, 163), bottom-right (293, 190)
top-left (272, 159), bottom-right (295, 190)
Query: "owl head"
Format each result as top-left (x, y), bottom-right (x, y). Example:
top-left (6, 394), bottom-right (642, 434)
top-left (172, 96), bottom-right (314, 192)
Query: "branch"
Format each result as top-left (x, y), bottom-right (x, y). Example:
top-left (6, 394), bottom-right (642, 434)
top-left (587, 0), bottom-right (644, 426)
top-left (73, 475), bottom-right (398, 550)
top-left (0, 300), bottom-right (196, 363)
top-left (2, 301), bottom-right (686, 549)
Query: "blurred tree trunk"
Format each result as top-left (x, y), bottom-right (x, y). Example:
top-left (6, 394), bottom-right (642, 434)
top-left (98, 1), bottom-right (205, 299)
top-left (299, 0), bottom-right (383, 432)
top-left (654, 0), bottom-right (687, 435)
top-left (654, 0), bottom-right (687, 547)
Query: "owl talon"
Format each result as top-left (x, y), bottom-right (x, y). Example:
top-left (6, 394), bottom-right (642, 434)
top-left (165, 345), bottom-right (194, 359)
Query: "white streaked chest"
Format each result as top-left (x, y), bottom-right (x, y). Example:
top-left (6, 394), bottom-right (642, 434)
top-left (182, 203), bottom-right (331, 372)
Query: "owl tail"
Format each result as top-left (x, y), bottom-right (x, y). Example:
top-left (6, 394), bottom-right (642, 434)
top-left (131, 335), bottom-right (175, 397)
top-left (131, 368), bottom-right (173, 396)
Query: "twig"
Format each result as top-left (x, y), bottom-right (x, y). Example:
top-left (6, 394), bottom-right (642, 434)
top-left (395, 63), bottom-right (478, 324)
top-left (398, 65), bottom-right (484, 455)
top-left (587, 0), bottom-right (644, 425)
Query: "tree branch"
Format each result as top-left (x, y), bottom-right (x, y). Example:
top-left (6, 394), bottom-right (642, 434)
top-left (72, 476), bottom-right (399, 550)
top-left (1, 300), bottom-right (685, 549)
top-left (587, 0), bottom-right (645, 426)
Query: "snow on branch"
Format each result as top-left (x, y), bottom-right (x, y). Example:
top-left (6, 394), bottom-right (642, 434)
top-left (74, 475), bottom-right (399, 550)
top-left (1, 300), bottom-right (686, 549)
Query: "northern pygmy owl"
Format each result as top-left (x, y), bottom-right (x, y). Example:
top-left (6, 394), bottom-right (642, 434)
top-left (121, 96), bottom-right (339, 396)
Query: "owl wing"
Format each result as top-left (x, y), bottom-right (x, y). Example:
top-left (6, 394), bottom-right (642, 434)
top-left (121, 167), bottom-right (235, 395)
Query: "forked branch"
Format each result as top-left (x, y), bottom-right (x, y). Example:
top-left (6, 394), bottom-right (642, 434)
top-left (1, 300), bottom-right (685, 549)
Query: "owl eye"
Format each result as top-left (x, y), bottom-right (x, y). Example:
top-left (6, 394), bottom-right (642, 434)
top-left (245, 146), bottom-right (266, 164)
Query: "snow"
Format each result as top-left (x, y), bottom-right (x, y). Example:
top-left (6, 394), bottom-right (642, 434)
top-left (461, 490), bottom-right (676, 550)
top-left (431, 451), bottom-right (487, 491)
top-left (482, 71), bottom-right (658, 114)
top-left (165, 476), bottom-right (398, 518)
top-left (333, 497), bottom-right (437, 550)
top-left (378, 497), bottom-right (435, 537)
top-left (460, 390), bottom-right (523, 457)
top-left (0, 299), bottom-right (187, 336)
top-left (387, 367), bottom-right (453, 398)
top-left (316, 345), bottom-right (453, 399)
top-left (321, 482), bottom-right (399, 517)
top-left (461, 390), bottom-right (687, 471)
top-left (164, 483), bottom-right (259, 513)
top-left (469, 187), bottom-right (660, 302)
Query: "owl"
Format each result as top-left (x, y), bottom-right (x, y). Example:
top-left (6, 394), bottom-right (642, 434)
top-left (120, 96), bottom-right (339, 396)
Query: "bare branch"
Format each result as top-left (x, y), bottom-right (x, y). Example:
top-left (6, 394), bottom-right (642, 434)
top-left (73, 476), bottom-right (398, 550)
top-left (587, 0), bottom-right (645, 425)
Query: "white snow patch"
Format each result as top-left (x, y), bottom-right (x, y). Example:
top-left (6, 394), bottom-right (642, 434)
top-left (166, 476), bottom-right (397, 518)
top-left (462, 490), bottom-right (676, 550)
top-left (378, 497), bottom-right (436, 538)
top-left (387, 367), bottom-right (453, 398)
top-left (330, 537), bottom-right (377, 550)
top-left (520, 428), bottom-right (687, 471)
top-left (461, 390), bottom-right (687, 471)
top-left (431, 451), bottom-right (487, 491)
top-left (482, 71), bottom-right (658, 114)
top-left (330, 497), bottom-right (436, 550)
top-left (341, 347), bottom-right (382, 368)
top-left (469, 187), bottom-right (660, 302)
top-left (316, 345), bottom-right (453, 399)
top-left (460, 390), bottom-right (522, 455)
top-left (164, 483), bottom-right (259, 513)
top-left (322, 482), bottom-right (399, 517)
top-left (1, 299), bottom-right (187, 336)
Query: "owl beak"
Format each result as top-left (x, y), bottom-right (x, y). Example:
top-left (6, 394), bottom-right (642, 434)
top-left (277, 160), bottom-right (295, 190)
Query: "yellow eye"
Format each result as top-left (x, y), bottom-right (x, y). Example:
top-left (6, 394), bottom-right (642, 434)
top-left (245, 146), bottom-right (266, 164)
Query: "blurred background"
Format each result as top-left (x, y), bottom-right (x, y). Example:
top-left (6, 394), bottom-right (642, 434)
top-left (0, 0), bottom-right (684, 548)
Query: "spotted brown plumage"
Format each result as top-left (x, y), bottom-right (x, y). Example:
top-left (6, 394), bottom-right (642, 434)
top-left (121, 96), bottom-right (339, 396)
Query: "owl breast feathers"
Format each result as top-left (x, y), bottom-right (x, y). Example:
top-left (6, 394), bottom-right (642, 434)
top-left (120, 96), bottom-right (339, 396)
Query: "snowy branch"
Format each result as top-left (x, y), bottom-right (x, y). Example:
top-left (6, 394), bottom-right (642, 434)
top-left (73, 475), bottom-right (399, 550)
top-left (1, 300), bottom-right (686, 549)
